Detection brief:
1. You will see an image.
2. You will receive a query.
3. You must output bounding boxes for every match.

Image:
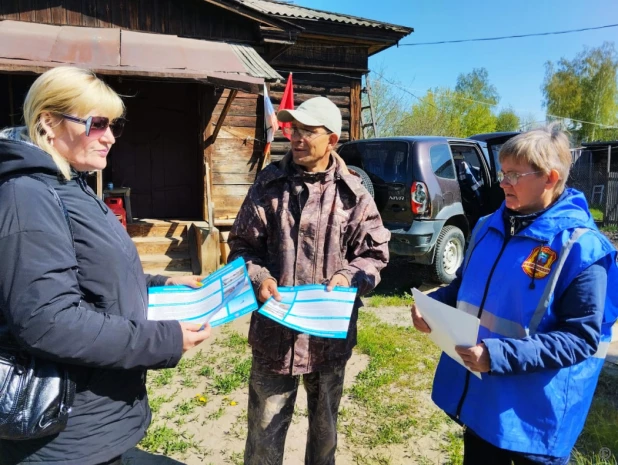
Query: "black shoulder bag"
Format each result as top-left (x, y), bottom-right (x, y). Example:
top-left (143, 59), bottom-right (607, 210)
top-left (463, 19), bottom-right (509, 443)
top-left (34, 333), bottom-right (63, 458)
top-left (0, 175), bottom-right (76, 440)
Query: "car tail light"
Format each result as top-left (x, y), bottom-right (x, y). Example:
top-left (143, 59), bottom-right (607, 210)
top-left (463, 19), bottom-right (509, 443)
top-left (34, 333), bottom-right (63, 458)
top-left (410, 181), bottom-right (430, 216)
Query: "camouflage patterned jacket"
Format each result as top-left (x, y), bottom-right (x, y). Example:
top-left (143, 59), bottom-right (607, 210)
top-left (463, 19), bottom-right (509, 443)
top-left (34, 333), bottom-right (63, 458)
top-left (228, 151), bottom-right (390, 375)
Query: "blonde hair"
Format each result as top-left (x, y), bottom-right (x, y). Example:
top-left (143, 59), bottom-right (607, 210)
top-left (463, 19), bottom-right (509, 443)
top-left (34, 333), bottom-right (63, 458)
top-left (23, 66), bottom-right (125, 180)
top-left (499, 123), bottom-right (572, 194)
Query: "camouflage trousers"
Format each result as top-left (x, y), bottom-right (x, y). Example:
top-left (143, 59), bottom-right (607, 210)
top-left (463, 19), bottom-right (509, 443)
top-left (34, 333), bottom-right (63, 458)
top-left (244, 361), bottom-right (346, 465)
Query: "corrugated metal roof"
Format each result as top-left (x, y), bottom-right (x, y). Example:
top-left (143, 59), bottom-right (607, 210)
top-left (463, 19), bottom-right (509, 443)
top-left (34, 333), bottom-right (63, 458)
top-left (0, 20), bottom-right (282, 90)
top-left (230, 43), bottom-right (282, 81)
top-left (234, 0), bottom-right (412, 33)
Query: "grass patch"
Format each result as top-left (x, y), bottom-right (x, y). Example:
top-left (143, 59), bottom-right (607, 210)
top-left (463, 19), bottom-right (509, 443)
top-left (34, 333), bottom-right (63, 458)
top-left (365, 291), bottom-right (413, 308)
top-left (572, 369), bottom-right (618, 464)
top-left (139, 425), bottom-right (199, 455)
top-left (441, 430), bottom-right (464, 465)
top-left (601, 224), bottom-right (618, 233)
top-left (212, 357), bottom-right (252, 395)
top-left (142, 329), bottom-right (253, 460)
top-left (590, 207), bottom-right (604, 222)
top-left (176, 399), bottom-right (196, 416)
top-left (207, 406), bottom-right (226, 421)
top-left (346, 310), bottom-right (446, 447)
top-left (352, 452), bottom-right (393, 464)
top-left (216, 330), bottom-right (249, 353)
top-left (225, 450), bottom-right (244, 465)
top-left (151, 368), bottom-right (174, 387)
top-left (149, 394), bottom-right (172, 414)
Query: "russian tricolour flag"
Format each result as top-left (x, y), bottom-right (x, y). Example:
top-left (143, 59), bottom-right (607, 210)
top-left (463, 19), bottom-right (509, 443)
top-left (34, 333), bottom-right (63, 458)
top-left (263, 84), bottom-right (279, 156)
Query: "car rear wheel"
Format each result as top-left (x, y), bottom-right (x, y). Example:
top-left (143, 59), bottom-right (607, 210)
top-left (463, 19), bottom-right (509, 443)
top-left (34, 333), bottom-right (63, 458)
top-left (432, 225), bottom-right (465, 284)
top-left (348, 165), bottom-right (374, 198)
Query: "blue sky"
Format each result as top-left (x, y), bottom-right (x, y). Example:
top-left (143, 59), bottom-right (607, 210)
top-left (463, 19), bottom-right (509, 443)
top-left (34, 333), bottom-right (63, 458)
top-left (295, 0), bottom-right (618, 123)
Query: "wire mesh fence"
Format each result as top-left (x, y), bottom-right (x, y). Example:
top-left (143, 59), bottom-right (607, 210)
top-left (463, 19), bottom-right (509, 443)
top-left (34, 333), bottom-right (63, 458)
top-left (569, 150), bottom-right (610, 225)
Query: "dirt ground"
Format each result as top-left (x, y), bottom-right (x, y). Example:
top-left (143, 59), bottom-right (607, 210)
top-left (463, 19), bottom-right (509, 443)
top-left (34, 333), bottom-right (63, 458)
top-left (124, 295), bottom-right (448, 465)
top-left (122, 248), bottom-right (618, 465)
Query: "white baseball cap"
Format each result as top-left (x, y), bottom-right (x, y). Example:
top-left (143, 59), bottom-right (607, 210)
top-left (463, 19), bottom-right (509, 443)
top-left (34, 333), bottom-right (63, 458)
top-left (277, 97), bottom-right (342, 137)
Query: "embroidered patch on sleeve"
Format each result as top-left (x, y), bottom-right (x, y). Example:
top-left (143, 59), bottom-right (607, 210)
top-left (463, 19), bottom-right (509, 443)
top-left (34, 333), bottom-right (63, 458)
top-left (522, 246), bottom-right (558, 279)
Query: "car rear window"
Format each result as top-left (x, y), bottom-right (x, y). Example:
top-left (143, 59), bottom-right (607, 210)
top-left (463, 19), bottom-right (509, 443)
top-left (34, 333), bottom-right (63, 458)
top-left (430, 144), bottom-right (455, 179)
top-left (489, 143), bottom-right (503, 172)
top-left (340, 141), bottom-right (408, 183)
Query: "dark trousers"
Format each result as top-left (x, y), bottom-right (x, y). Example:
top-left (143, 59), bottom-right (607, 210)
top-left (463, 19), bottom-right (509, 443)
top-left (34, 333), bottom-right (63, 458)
top-left (463, 429), bottom-right (569, 465)
top-left (244, 361), bottom-right (345, 465)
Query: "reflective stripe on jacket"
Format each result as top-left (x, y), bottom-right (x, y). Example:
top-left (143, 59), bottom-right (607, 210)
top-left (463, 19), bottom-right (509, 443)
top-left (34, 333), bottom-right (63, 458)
top-left (431, 188), bottom-right (618, 457)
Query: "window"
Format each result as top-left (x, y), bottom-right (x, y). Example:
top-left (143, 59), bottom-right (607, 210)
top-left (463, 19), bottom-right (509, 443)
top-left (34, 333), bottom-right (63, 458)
top-left (489, 143), bottom-right (504, 172)
top-left (430, 144), bottom-right (455, 179)
top-left (359, 142), bottom-right (409, 183)
top-left (451, 145), bottom-right (486, 186)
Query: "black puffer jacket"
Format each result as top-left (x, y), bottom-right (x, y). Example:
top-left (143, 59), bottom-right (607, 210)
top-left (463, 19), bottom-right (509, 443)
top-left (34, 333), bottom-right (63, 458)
top-left (0, 129), bottom-right (183, 465)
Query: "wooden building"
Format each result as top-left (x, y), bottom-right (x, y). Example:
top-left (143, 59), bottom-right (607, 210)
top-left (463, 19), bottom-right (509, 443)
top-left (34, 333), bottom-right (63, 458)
top-left (0, 0), bottom-right (412, 274)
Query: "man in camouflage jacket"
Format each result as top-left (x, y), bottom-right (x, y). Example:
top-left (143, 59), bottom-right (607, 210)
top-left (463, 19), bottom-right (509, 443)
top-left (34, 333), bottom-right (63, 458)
top-left (228, 97), bottom-right (389, 465)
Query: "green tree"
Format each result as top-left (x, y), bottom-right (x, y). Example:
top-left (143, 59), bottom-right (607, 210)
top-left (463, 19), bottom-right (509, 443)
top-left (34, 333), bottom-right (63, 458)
top-left (454, 68), bottom-right (499, 136)
top-left (495, 107), bottom-right (521, 132)
top-left (397, 88), bottom-right (463, 136)
top-left (367, 67), bottom-right (515, 138)
top-left (542, 42), bottom-right (618, 142)
top-left (361, 68), bottom-right (410, 138)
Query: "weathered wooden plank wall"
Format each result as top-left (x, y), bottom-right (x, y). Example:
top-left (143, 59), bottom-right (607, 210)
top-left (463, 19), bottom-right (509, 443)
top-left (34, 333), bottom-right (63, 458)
top-left (205, 70), bottom-right (363, 224)
top-left (206, 89), bottom-right (263, 223)
top-left (271, 43), bottom-right (368, 72)
top-left (0, 0), bottom-right (259, 42)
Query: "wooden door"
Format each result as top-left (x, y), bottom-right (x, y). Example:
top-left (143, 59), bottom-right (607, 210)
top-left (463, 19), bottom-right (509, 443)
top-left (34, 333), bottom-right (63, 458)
top-left (106, 79), bottom-right (201, 220)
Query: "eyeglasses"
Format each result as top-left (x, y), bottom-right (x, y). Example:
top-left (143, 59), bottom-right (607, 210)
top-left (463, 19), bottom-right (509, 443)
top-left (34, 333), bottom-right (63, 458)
top-left (61, 114), bottom-right (126, 138)
top-left (282, 126), bottom-right (330, 139)
top-left (497, 170), bottom-right (543, 186)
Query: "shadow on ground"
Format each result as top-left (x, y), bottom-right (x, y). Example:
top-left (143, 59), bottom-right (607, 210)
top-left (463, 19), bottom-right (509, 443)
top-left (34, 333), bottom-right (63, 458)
top-left (369, 257), bottom-right (435, 297)
top-left (123, 449), bottom-right (187, 465)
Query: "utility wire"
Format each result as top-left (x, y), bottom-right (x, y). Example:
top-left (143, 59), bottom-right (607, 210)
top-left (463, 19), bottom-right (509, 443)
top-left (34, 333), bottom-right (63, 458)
top-left (372, 71), bottom-right (618, 129)
top-left (399, 23), bottom-right (618, 46)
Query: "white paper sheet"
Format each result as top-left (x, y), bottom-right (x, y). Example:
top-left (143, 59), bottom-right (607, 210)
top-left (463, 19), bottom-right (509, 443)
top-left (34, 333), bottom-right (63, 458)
top-left (259, 285), bottom-right (357, 338)
top-left (147, 258), bottom-right (258, 327)
top-left (412, 288), bottom-right (482, 379)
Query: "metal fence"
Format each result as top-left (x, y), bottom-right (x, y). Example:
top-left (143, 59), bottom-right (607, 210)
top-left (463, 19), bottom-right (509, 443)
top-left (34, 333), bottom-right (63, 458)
top-left (606, 172), bottom-right (618, 227)
top-left (569, 151), bottom-right (608, 210)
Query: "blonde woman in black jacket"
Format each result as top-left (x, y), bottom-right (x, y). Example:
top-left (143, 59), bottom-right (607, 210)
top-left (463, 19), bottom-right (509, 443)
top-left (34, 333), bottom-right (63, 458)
top-left (0, 66), bottom-right (210, 465)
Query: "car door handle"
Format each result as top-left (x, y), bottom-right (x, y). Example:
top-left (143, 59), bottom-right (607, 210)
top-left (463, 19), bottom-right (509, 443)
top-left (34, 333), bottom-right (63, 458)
top-left (388, 183), bottom-right (405, 190)
top-left (391, 205), bottom-right (406, 212)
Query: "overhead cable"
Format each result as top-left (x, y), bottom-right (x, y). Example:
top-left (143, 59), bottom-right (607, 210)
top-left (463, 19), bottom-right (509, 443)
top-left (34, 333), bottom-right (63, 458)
top-left (399, 24), bottom-right (618, 46)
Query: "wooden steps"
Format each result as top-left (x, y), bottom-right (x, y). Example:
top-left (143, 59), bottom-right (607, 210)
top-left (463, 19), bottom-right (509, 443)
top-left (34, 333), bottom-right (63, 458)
top-left (128, 220), bottom-right (194, 276)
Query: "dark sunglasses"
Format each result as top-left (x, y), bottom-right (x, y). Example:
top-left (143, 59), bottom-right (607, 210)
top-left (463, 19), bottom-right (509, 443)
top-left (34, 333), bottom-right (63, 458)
top-left (61, 114), bottom-right (126, 138)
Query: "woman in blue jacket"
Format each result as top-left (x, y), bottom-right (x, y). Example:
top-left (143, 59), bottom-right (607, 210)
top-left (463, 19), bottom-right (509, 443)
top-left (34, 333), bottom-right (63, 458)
top-left (0, 67), bottom-right (211, 465)
top-left (412, 125), bottom-right (618, 464)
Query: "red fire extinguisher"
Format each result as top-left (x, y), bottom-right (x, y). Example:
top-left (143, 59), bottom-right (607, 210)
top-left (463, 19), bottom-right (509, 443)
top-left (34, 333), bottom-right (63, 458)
top-left (104, 197), bottom-right (127, 229)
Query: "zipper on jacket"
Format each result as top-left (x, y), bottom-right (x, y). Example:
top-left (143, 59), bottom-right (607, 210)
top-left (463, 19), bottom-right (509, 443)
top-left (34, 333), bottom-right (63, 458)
top-left (77, 175), bottom-right (108, 214)
top-left (76, 175), bottom-right (148, 317)
top-left (455, 234), bottom-right (511, 420)
top-left (294, 186), bottom-right (303, 286)
top-left (311, 183), bottom-right (326, 283)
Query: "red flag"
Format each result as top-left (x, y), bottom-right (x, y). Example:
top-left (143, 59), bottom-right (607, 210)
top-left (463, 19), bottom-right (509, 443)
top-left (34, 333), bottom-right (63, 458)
top-left (277, 73), bottom-right (294, 140)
